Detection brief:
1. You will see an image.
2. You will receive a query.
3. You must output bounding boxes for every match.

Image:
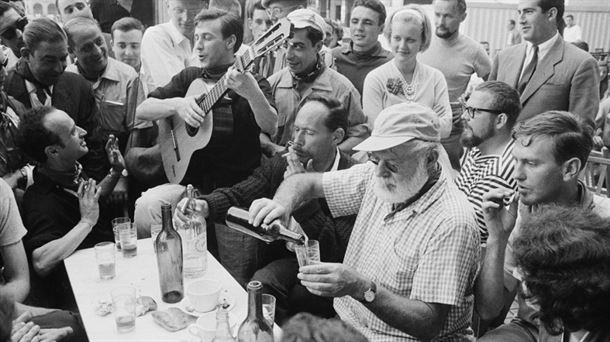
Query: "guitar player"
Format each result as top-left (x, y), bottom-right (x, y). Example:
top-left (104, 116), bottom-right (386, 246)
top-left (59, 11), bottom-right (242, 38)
top-left (133, 8), bottom-right (277, 260)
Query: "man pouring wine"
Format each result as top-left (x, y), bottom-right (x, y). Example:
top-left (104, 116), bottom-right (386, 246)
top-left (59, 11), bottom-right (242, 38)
top-left (133, 8), bottom-right (278, 260)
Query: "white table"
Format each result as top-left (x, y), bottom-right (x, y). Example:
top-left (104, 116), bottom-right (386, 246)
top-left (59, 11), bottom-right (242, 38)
top-left (64, 238), bottom-right (281, 342)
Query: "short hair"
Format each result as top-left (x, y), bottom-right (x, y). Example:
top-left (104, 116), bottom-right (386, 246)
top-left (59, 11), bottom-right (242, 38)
top-left (324, 18), bottom-right (343, 41)
top-left (23, 17), bottom-right (68, 52)
top-left (295, 26), bottom-right (324, 46)
top-left (474, 81), bottom-right (522, 128)
top-left (280, 313), bottom-right (368, 342)
top-left (352, 0), bottom-right (387, 26)
top-left (509, 19), bottom-right (516, 25)
top-left (538, 0), bottom-right (565, 33)
top-left (514, 205), bottom-right (610, 335)
top-left (209, 0), bottom-right (242, 17)
top-left (512, 111), bottom-right (594, 170)
top-left (302, 94), bottom-right (348, 134)
top-left (110, 17), bottom-right (144, 39)
top-left (17, 106), bottom-right (63, 163)
top-left (384, 5), bottom-right (432, 52)
top-left (194, 8), bottom-right (243, 53)
top-left (565, 14), bottom-right (573, 19)
top-left (246, 0), bottom-right (265, 19)
top-left (63, 16), bottom-right (100, 49)
top-left (571, 40), bottom-right (589, 52)
top-left (434, 0), bottom-right (467, 14)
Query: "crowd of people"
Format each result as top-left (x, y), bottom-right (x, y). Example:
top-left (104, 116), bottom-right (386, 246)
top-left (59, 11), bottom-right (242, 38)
top-left (1, 0), bottom-right (609, 341)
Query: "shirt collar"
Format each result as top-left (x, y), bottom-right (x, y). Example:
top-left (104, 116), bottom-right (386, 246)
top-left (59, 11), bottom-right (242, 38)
top-left (97, 57), bottom-right (121, 83)
top-left (526, 31), bottom-right (560, 61)
top-left (330, 147), bottom-right (341, 172)
top-left (276, 67), bottom-right (333, 92)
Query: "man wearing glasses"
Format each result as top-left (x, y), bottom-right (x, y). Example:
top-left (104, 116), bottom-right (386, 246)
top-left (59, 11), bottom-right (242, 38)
top-left (455, 81), bottom-right (521, 246)
top-left (0, 2), bottom-right (27, 68)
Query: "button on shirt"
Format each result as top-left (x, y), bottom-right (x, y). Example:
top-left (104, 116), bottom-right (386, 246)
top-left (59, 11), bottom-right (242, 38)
top-left (141, 22), bottom-right (192, 88)
top-left (323, 163), bottom-right (480, 341)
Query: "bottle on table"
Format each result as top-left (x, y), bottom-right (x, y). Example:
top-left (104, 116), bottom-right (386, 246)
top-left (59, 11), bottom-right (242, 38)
top-left (237, 281), bottom-right (273, 342)
top-left (212, 307), bottom-right (236, 342)
top-left (176, 184), bottom-right (207, 278)
top-left (225, 207), bottom-right (306, 245)
top-left (154, 204), bottom-right (184, 303)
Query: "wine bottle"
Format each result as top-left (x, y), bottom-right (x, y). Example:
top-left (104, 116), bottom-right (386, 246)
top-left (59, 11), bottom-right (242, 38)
top-left (212, 307), bottom-right (236, 342)
top-left (237, 281), bottom-right (273, 342)
top-left (177, 184), bottom-right (207, 278)
top-left (225, 207), bottom-right (305, 245)
top-left (155, 204), bottom-right (184, 303)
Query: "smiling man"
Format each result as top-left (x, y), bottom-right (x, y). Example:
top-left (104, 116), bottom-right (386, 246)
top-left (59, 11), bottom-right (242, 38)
top-left (331, 0), bottom-right (392, 96)
top-left (489, 0), bottom-right (599, 123)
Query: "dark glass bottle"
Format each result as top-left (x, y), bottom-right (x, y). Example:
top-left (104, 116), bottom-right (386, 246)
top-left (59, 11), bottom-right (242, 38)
top-left (225, 207), bottom-right (305, 245)
top-left (212, 307), bottom-right (236, 342)
top-left (237, 281), bottom-right (273, 342)
top-left (155, 204), bottom-right (184, 303)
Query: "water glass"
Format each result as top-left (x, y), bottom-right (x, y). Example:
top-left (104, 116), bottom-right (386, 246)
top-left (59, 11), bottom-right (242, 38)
top-left (150, 224), bottom-right (162, 244)
top-left (262, 294), bottom-right (276, 328)
top-left (294, 240), bottom-right (320, 267)
top-left (111, 286), bottom-right (136, 333)
top-left (112, 217), bottom-right (131, 250)
top-left (94, 242), bottom-right (116, 280)
top-left (118, 223), bottom-right (137, 258)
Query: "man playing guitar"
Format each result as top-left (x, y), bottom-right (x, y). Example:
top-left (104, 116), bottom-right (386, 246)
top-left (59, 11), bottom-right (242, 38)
top-left (133, 8), bottom-right (277, 259)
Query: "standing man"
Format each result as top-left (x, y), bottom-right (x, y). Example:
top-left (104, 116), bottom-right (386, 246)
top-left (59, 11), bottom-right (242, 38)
top-left (0, 2), bottom-right (26, 67)
top-left (140, 0), bottom-right (204, 88)
top-left (56, 0), bottom-right (114, 59)
top-left (247, 0), bottom-right (274, 78)
top-left (331, 0), bottom-right (392, 96)
top-left (506, 19), bottom-right (521, 46)
top-left (266, 9), bottom-right (367, 156)
top-left (562, 14), bottom-right (582, 43)
top-left (489, 0), bottom-right (599, 123)
top-left (420, 0), bottom-right (492, 169)
top-left (455, 81), bottom-right (520, 244)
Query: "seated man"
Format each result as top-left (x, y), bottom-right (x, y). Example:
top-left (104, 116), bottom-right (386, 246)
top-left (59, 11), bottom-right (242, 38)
top-left (134, 9), bottom-right (277, 259)
top-left (477, 111), bottom-right (610, 340)
top-left (250, 102), bottom-right (481, 341)
top-left (17, 106), bottom-right (124, 310)
top-left (455, 81), bottom-right (520, 244)
top-left (175, 94), bottom-right (357, 316)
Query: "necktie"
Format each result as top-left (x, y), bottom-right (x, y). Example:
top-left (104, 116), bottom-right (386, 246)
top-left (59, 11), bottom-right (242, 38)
top-left (518, 45), bottom-right (538, 94)
top-left (35, 86), bottom-right (48, 105)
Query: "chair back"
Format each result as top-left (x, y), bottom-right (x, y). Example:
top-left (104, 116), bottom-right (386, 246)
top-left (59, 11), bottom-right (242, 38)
top-left (583, 148), bottom-right (610, 198)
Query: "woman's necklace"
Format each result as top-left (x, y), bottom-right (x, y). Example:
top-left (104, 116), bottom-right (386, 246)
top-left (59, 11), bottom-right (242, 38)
top-left (398, 62), bottom-right (418, 102)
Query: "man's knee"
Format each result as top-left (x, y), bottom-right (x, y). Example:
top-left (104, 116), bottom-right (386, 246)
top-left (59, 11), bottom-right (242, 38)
top-left (134, 184), bottom-right (184, 238)
top-left (478, 319), bottom-right (538, 342)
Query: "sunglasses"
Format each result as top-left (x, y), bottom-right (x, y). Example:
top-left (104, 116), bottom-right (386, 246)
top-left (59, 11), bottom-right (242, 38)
top-left (0, 17), bottom-right (27, 41)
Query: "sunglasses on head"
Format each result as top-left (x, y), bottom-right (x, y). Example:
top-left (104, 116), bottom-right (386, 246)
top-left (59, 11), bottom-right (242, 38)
top-left (0, 17), bottom-right (28, 41)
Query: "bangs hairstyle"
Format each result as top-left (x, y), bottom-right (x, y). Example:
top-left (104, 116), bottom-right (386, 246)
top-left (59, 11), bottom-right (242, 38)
top-left (474, 81), bottom-right (522, 128)
top-left (23, 17), bottom-right (67, 52)
top-left (194, 8), bottom-right (243, 53)
top-left (17, 106), bottom-right (63, 163)
top-left (110, 17), bottom-right (144, 39)
top-left (384, 5), bottom-right (431, 52)
top-left (512, 111), bottom-right (593, 170)
top-left (352, 0), bottom-right (387, 26)
top-left (301, 94), bottom-right (348, 134)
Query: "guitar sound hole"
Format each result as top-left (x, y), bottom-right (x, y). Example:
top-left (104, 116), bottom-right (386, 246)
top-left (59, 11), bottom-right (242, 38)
top-left (185, 124), bottom-right (198, 137)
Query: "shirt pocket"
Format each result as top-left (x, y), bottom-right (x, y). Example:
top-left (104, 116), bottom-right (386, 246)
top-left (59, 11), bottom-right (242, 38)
top-left (99, 100), bottom-right (127, 133)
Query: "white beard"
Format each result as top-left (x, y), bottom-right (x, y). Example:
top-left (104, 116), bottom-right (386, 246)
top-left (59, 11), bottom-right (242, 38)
top-left (373, 161), bottom-right (429, 204)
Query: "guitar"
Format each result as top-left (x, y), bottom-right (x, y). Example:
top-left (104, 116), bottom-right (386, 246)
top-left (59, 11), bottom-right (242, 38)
top-left (158, 19), bottom-right (292, 184)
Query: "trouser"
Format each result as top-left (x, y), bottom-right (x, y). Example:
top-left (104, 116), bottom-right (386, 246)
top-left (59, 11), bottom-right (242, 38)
top-left (30, 310), bottom-right (88, 342)
top-left (478, 317), bottom-right (538, 342)
top-left (251, 257), bottom-right (335, 326)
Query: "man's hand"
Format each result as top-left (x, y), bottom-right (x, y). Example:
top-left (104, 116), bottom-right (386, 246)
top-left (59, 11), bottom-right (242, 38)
top-left (283, 146), bottom-right (313, 179)
top-left (248, 198), bottom-right (289, 228)
top-left (78, 179), bottom-right (101, 227)
top-left (297, 263), bottom-right (369, 299)
top-left (11, 322), bottom-right (40, 342)
top-left (224, 68), bottom-right (259, 101)
top-left (482, 188), bottom-right (519, 243)
top-left (38, 327), bottom-right (73, 342)
top-left (177, 96), bottom-right (206, 127)
top-left (105, 135), bottom-right (125, 173)
top-left (173, 197), bottom-right (209, 227)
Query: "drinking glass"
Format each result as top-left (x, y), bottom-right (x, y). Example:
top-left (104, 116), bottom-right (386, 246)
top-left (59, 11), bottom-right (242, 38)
top-left (118, 223), bottom-right (137, 258)
top-left (294, 240), bottom-right (320, 267)
top-left (112, 217), bottom-right (131, 250)
top-left (94, 242), bottom-right (116, 280)
top-left (262, 294), bottom-right (276, 328)
top-left (111, 286), bottom-right (136, 333)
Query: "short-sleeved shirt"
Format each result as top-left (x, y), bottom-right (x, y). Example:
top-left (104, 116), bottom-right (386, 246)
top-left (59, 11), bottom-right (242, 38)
top-left (456, 140), bottom-right (517, 244)
top-left (268, 66), bottom-right (368, 146)
top-left (331, 42), bottom-right (393, 96)
top-left (323, 163), bottom-right (480, 341)
top-left (141, 22), bottom-right (192, 88)
top-left (0, 178), bottom-right (26, 248)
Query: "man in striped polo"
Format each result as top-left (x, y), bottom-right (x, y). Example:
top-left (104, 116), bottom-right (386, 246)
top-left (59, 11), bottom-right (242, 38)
top-left (455, 81), bottom-right (521, 245)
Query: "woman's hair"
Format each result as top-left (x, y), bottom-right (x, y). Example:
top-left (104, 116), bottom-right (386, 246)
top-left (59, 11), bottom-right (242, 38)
top-left (384, 4), bottom-right (431, 52)
top-left (514, 204), bottom-right (610, 335)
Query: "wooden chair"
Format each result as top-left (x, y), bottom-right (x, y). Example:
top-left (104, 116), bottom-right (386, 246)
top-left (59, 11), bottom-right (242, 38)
top-left (583, 148), bottom-right (610, 198)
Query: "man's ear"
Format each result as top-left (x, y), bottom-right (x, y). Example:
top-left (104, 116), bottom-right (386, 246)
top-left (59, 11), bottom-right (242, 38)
top-left (314, 40), bottom-right (323, 53)
top-left (225, 34), bottom-right (237, 51)
top-left (332, 128), bottom-right (345, 145)
top-left (495, 113), bottom-right (508, 130)
top-left (426, 148), bottom-right (439, 170)
top-left (44, 145), bottom-right (59, 159)
top-left (562, 157), bottom-right (581, 181)
top-left (459, 11), bottom-right (467, 23)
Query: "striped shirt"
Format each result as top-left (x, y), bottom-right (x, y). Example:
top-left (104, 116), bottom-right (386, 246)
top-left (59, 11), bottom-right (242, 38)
top-left (323, 163), bottom-right (480, 341)
top-left (455, 140), bottom-right (517, 244)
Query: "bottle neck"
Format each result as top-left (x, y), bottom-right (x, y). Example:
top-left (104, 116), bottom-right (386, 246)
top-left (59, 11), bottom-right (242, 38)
top-left (247, 286), bottom-right (264, 320)
top-left (161, 206), bottom-right (174, 232)
top-left (215, 310), bottom-right (233, 337)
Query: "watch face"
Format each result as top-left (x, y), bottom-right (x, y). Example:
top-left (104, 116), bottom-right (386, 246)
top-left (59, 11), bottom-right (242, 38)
top-left (364, 289), bottom-right (375, 302)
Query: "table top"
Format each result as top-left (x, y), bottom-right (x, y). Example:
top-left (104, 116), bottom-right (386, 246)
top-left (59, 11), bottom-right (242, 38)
top-left (64, 238), bottom-right (281, 342)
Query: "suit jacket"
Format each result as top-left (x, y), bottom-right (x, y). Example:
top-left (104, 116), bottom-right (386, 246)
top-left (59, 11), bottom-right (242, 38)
top-left (489, 37), bottom-right (599, 123)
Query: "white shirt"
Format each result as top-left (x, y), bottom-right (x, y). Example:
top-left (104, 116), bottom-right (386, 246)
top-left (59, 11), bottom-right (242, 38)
top-left (563, 25), bottom-right (583, 43)
top-left (520, 32), bottom-right (561, 81)
top-left (141, 22), bottom-right (192, 88)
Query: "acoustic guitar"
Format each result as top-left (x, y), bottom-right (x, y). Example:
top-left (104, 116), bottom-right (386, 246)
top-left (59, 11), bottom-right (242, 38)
top-left (158, 19), bottom-right (292, 184)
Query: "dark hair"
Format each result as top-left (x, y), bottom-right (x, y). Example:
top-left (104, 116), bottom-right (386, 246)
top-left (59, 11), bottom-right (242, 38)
top-left (565, 14), bottom-right (573, 19)
top-left (110, 17), bottom-right (144, 39)
top-left (512, 111), bottom-right (593, 170)
top-left (434, 0), bottom-right (467, 14)
top-left (571, 40), bottom-right (588, 52)
top-left (18, 106), bottom-right (63, 163)
top-left (352, 0), bottom-right (387, 26)
top-left (295, 26), bottom-right (324, 46)
top-left (209, 0), bottom-right (242, 17)
top-left (474, 81), bottom-right (522, 128)
top-left (324, 18), bottom-right (343, 41)
top-left (514, 205), bottom-right (610, 335)
top-left (23, 17), bottom-right (67, 52)
top-left (302, 94), bottom-right (348, 134)
top-left (246, 0), bottom-right (265, 19)
top-left (538, 0), bottom-right (565, 33)
top-left (63, 16), bottom-right (100, 49)
top-left (509, 19), bottom-right (516, 25)
top-left (280, 313), bottom-right (368, 342)
top-left (194, 8), bottom-right (243, 53)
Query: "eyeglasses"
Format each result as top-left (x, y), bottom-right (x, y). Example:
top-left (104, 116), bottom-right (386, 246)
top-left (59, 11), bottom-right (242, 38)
top-left (0, 17), bottom-right (27, 41)
top-left (367, 153), bottom-right (400, 173)
top-left (463, 105), bottom-right (503, 119)
top-left (266, 5), bottom-right (299, 17)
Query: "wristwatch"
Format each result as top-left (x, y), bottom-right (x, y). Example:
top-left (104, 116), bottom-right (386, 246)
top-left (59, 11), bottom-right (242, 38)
top-left (360, 281), bottom-right (377, 303)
